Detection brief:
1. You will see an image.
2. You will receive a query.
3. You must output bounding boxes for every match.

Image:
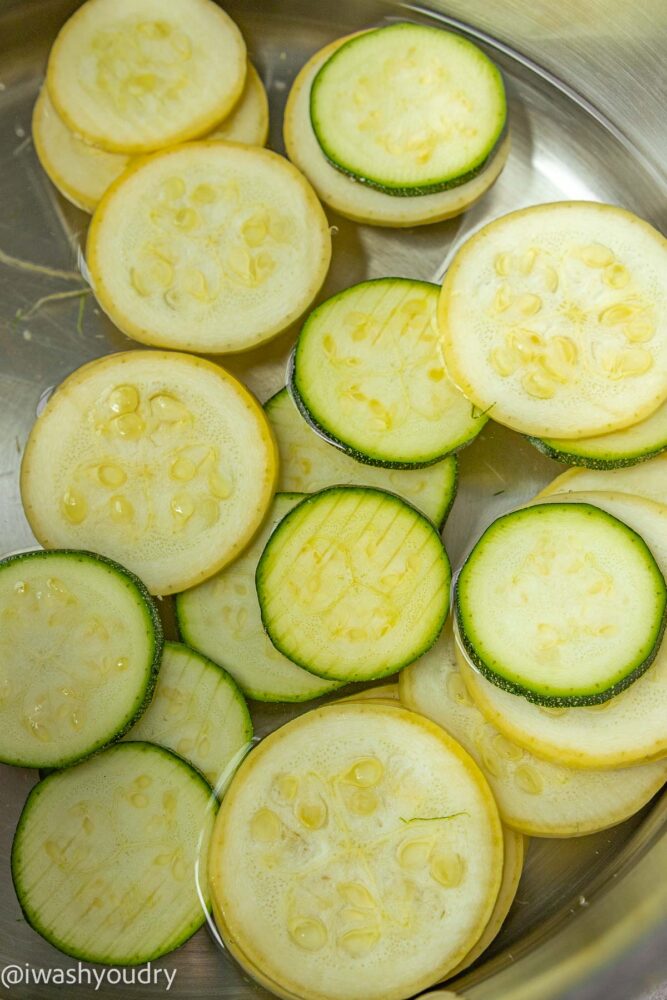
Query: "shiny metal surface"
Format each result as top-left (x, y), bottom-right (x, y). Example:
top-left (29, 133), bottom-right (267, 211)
top-left (0, 1), bottom-right (666, 998)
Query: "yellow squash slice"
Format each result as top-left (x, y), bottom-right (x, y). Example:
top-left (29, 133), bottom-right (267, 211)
top-left (284, 36), bottom-right (510, 229)
top-left (32, 86), bottom-right (131, 213)
top-left (20, 351), bottom-right (277, 595)
top-left (32, 64), bottom-right (269, 214)
top-left (447, 826), bottom-right (525, 978)
top-left (439, 202), bottom-right (667, 438)
top-left (87, 143), bottom-right (331, 352)
top-left (332, 684), bottom-right (401, 705)
top-left (400, 627), bottom-right (667, 835)
top-left (458, 491), bottom-right (667, 768)
top-left (46, 0), bottom-right (246, 153)
top-left (209, 703), bottom-right (503, 1000)
top-left (536, 452), bottom-right (667, 505)
top-left (209, 63), bottom-right (269, 146)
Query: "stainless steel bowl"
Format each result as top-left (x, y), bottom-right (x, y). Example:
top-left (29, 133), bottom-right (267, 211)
top-left (0, 1), bottom-right (665, 997)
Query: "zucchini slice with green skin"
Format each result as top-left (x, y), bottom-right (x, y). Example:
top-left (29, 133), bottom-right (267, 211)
top-left (400, 626), bottom-right (667, 836)
top-left (125, 641), bottom-right (252, 791)
top-left (457, 492), bottom-right (667, 769)
top-left (208, 703), bottom-right (503, 1000)
top-left (11, 741), bottom-right (217, 964)
top-left (528, 397), bottom-right (667, 469)
top-left (456, 502), bottom-right (667, 706)
top-left (284, 34), bottom-right (510, 229)
top-left (256, 486), bottom-right (451, 682)
top-left (0, 549), bottom-right (162, 769)
top-left (535, 453), bottom-right (667, 505)
top-left (292, 279), bottom-right (487, 468)
top-left (309, 23), bottom-right (506, 197)
top-left (177, 494), bottom-right (343, 702)
top-left (265, 388), bottom-right (458, 527)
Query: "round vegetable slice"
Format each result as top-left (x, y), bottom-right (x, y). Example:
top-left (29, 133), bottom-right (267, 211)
top-left (332, 683), bottom-right (400, 705)
top-left (293, 279), bottom-right (487, 468)
top-left (125, 642), bottom-right (252, 790)
top-left (439, 202), bottom-right (667, 438)
top-left (176, 494), bottom-right (342, 703)
top-left (447, 825), bottom-right (525, 977)
top-left (265, 388), bottom-right (457, 527)
top-left (208, 703), bottom-right (503, 1000)
top-left (209, 63), bottom-right (269, 146)
top-left (529, 398), bottom-right (667, 469)
top-left (12, 741), bottom-right (216, 963)
top-left (535, 453), bottom-right (667, 505)
top-left (257, 487), bottom-right (451, 681)
top-left (87, 142), bottom-right (331, 353)
top-left (32, 86), bottom-right (131, 213)
top-left (284, 34), bottom-right (510, 227)
top-left (20, 350), bottom-right (277, 595)
top-left (456, 502), bottom-right (667, 705)
top-left (0, 549), bottom-right (161, 769)
top-left (310, 24), bottom-right (506, 196)
top-left (458, 491), bottom-right (667, 768)
top-left (32, 64), bottom-right (269, 215)
top-left (400, 626), bottom-right (667, 835)
top-left (46, 0), bottom-right (246, 154)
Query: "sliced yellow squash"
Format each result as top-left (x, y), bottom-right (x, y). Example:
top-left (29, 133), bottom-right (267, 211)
top-left (20, 350), bottom-right (277, 595)
top-left (33, 64), bottom-right (269, 214)
top-left (401, 626), bottom-right (667, 834)
top-left (46, 0), bottom-right (246, 153)
top-left (284, 35), bottom-right (509, 228)
top-left (447, 826), bottom-right (525, 977)
top-left (209, 703), bottom-right (503, 1000)
top-left (332, 684), bottom-right (401, 704)
top-left (535, 452), bottom-right (667, 504)
top-left (87, 143), bottom-right (331, 352)
top-left (439, 202), bottom-right (667, 438)
top-left (209, 63), bottom-right (269, 146)
top-left (32, 86), bottom-right (131, 213)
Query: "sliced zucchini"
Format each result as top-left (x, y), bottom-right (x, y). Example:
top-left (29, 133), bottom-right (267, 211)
top-left (285, 35), bottom-right (510, 228)
top-left (536, 453), bottom-right (667, 505)
top-left (459, 490), bottom-right (667, 768)
top-left (400, 626), bottom-right (667, 835)
top-left (257, 487), bottom-right (450, 682)
top-left (176, 494), bottom-right (342, 702)
top-left (456, 502), bottom-right (667, 705)
top-left (20, 350), bottom-right (277, 595)
top-left (439, 202), bottom-right (667, 438)
top-left (310, 24), bottom-right (506, 196)
top-left (0, 549), bottom-right (161, 769)
top-left (12, 741), bottom-right (216, 963)
top-left (125, 642), bottom-right (252, 790)
top-left (292, 279), bottom-right (487, 468)
top-left (209, 63), bottom-right (269, 146)
top-left (87, 143), bottom-right (331, 353)
top-left (447, 826), bottom-right (525, 977)
top-left (46, 0), bottom-right (246, 154)
top-left (265, 388), bottom-right (457, 526)
top-left (529, 398), bottom-right (667, 469)
top-left (208, 703), bottom-right (503, 1000)
top-left (32, 86), bottom-right (130, 213)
